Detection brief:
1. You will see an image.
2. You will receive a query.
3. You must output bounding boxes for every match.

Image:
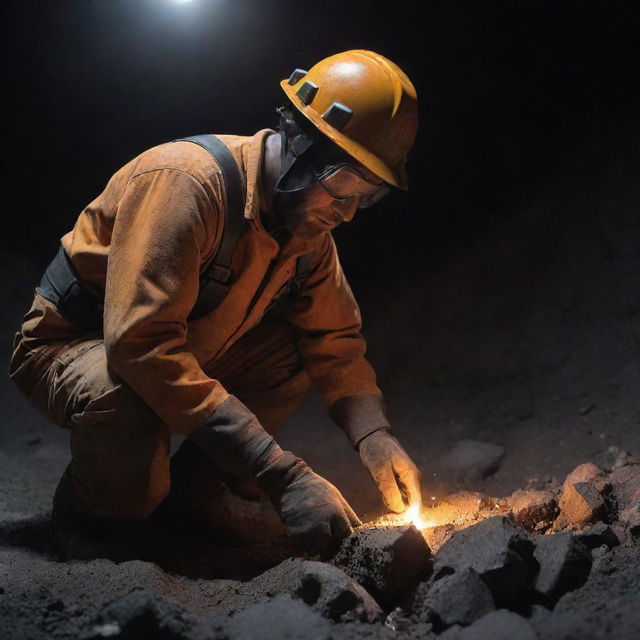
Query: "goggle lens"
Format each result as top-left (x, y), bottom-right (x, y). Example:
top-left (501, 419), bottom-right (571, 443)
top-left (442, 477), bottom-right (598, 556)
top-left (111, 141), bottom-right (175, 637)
top-left (317, 165), bottom-right (390, 209)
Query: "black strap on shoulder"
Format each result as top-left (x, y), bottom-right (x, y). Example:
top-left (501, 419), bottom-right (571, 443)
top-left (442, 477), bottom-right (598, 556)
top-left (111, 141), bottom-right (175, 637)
top-left (176, 134), bottom-right (315, 320)
top-left (175, 135), bottom-right (247, 320)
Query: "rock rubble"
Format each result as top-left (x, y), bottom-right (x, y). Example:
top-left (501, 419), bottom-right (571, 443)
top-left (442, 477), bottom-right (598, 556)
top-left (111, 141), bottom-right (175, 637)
top-left (15, 460), bottom-right (640, 640)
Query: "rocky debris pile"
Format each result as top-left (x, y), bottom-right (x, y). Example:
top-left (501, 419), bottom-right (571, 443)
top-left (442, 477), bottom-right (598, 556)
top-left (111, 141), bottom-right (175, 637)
top-left (406, 457), bottom-right (640, 637)
top-left (412, 515), bottom-right (593, 633)
top-left (40, 457), bottom-right (640, 639)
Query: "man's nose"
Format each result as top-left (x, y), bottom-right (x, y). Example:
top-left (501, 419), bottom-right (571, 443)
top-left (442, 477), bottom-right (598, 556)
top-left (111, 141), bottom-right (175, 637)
top-left (335, 198), bottom-right (359, 223)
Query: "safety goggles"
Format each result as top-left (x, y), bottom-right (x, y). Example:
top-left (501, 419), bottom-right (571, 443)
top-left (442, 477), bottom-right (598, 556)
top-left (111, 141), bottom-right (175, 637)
top-left (314, 163), bottom-right (391, 209)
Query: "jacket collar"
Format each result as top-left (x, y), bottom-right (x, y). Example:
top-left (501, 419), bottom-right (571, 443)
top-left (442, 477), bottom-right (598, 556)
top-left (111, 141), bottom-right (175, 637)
top-left (239, 128), bottom-right (326, 258)
top-left (241, 128), bottom-right (274, 225)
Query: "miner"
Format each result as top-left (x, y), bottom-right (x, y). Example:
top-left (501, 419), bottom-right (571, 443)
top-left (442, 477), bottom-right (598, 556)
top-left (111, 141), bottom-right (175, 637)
top-left (9, 50), bottom-right (421, 557)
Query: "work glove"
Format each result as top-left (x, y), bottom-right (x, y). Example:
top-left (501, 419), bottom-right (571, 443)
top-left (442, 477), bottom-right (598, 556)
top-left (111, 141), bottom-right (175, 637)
top-left (256, 451), bottom-right (361, 556)
top-left (329, 393), bottom-right (422, 513)
top-left (358, 430), bottom-right (422, 513)
top-left (191, 395), bottom-right (360, 555)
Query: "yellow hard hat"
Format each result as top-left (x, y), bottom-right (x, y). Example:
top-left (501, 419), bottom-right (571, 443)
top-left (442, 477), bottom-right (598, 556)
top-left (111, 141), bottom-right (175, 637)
top-left (280, 50), bottom-right (418, 189)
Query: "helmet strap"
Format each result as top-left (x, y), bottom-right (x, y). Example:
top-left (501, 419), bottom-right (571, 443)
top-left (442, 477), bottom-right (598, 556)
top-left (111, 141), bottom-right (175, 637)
top-left (274, 131), bottom-right (316, 195)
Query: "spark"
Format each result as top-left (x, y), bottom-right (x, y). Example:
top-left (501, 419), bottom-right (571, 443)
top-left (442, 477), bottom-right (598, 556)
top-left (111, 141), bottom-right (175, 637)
top-left (403, 504), bottom-right (435, 530)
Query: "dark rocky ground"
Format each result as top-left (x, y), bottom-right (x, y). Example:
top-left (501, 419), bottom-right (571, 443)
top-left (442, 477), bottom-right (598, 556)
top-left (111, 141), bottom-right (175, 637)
top-left (1, 122), bottom-right (639, 638)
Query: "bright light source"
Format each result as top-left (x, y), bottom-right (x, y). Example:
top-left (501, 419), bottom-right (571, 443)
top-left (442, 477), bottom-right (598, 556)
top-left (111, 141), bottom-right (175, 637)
top-left (404, 504), bottom-right (434, 530)
top-left (174, 0), bottom-right (194, 4)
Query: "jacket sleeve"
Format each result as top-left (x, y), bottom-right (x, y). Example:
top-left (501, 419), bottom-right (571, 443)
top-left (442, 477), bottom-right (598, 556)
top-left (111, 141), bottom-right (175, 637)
top-left (280, 234), bottom-right (391, 447)
top-left (103, 167), bottom-right (229, 434)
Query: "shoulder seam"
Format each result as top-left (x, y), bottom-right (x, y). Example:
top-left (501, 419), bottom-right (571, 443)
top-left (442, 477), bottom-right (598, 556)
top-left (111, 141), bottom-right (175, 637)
top-left (129, 165), bottom-right (220, 188)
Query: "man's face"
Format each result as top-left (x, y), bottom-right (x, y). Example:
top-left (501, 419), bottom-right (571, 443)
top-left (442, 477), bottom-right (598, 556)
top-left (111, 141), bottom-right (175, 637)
top-left (274, 181), bottom-right (360, 243)
top-left (273, 161), bottom-right (389, 244)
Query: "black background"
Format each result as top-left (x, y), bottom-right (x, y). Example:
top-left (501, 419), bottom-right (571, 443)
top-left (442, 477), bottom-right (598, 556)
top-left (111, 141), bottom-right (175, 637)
top-left (3, 0), bottom-right (639, 303)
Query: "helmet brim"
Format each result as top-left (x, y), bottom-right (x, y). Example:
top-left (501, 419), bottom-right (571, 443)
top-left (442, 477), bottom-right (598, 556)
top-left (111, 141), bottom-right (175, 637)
top-left (280, 80), bottom-right (408, 190)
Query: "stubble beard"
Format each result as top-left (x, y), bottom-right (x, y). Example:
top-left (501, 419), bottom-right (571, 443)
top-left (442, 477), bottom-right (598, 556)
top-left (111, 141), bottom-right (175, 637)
top-left (273, 191), bottom-right (335, 251)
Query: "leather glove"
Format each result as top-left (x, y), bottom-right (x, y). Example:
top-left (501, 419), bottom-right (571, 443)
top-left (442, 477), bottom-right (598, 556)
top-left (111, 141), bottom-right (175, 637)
top-left (358, 430), bottom-right (422, 513)
top-left (256, 451), bottom-right (361, 556)
top-left (191, 395), bottom-right (360, 555)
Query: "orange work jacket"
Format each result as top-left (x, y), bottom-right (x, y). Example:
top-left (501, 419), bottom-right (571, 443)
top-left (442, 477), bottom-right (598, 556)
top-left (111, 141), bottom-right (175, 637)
top-left (21, 129), bottom-right (383, 435)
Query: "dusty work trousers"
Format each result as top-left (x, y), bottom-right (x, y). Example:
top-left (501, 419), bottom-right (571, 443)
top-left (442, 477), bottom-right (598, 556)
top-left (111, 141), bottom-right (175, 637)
top-left (9, 307), bottom-right (311, 530)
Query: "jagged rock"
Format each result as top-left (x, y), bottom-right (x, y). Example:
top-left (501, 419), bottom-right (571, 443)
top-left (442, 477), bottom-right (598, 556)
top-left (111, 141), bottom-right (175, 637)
top-left (433, 516), bottom-right (536, 608)
top-left (563, 462), bottom-right (605, 488)
top-left (535, 545), bottom-right (640, 639)
top-left (558, 481), bottom-right (606, 526)
top-left (224, 594), bottom-right (331, 640)
top-left (608, 464), bottom-right (640, 512)
top-left (293, 562), bottom-right (382, 622)
top-left (534, 532), bottom-right (592, 605)
top-left (574, 522), bottom-right (620, 549)
top-left (508, 489), bottom-right (557, 531)
top-left (81, 591), bottom-right (192, 640)
top-left (332, 525), bottom-right (431, 608)
top-left (244, 558), bottom-right (383, 622)
top-left (417, 567), bottom-right (495, 628)
top-left (441, 440), bottom-right (505, 485)
top-left (440, 609), bottom-right (537, 640)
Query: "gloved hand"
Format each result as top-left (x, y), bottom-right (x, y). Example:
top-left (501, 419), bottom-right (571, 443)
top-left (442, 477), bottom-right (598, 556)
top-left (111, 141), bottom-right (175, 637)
top-left (358, 430), bottom-right (422, 513)
top-left (256, 451), bottom-right (361, 556)
top-left (191, 395), bottom-right (360, 555)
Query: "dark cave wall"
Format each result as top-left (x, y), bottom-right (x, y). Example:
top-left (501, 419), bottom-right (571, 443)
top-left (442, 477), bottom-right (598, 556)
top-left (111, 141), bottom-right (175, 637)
top-left (3, 0), bottom-right (638, 304)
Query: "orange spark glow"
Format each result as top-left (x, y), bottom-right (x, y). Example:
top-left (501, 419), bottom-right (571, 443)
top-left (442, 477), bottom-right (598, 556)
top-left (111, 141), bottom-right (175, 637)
top-left (403, 504), bottom-right (436, 530)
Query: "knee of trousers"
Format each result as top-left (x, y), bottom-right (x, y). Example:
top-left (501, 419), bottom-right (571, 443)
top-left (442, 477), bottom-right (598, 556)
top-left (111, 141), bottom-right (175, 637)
top-left (69, 383), bottom-right (172, 521)
top-left (69, 444), bottom-right (171, 522)
top-left (75, 476), bottom-right (171, 522)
